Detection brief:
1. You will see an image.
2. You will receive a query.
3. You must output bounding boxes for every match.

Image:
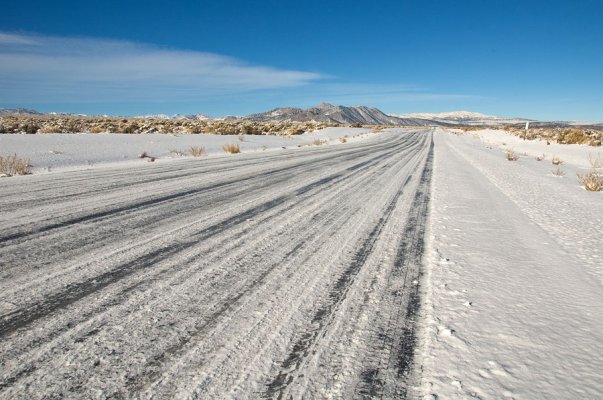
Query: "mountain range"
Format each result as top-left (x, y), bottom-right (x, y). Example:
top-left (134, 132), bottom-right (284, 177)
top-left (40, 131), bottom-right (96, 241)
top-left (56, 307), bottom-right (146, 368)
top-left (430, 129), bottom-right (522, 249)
top-left (243, 103), bottom-right (438, 126)
top-left (1, 105), bottom-right (600, 128)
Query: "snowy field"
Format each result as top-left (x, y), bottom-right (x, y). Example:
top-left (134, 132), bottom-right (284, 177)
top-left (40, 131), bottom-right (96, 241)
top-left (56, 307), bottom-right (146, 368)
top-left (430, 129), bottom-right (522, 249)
top-left (417, 129), bottom-right (603, 399)
top-left (0, 127), bottom-right (373, 173)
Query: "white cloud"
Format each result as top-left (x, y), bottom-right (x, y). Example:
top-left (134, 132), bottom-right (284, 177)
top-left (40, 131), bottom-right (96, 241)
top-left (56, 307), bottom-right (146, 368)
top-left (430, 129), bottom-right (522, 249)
top-left (0, 33), bottom-right (39, 45)
top-left (0, 32), bottom-right (323, 103)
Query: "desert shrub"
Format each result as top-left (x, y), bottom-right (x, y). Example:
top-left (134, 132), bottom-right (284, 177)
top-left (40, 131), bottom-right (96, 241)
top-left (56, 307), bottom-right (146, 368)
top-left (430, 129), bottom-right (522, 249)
top-left (551, 156), bottom-right (563, 165)
top-left (535, 154), bottom-right (545, 161)
top-left (21, 123), bottom-right (39, 134)
top-left (222, 143), bottom-right (240, 154)
top-left (287, 128), bottom-right (305, 135)
top-left (551, 166), bottom-right (565, 177)
top-left (339, 136), bottom-right (348, 143)
top-left (313, 138), bottom-right (327, 146)
top-left (170, 149), bottom-right (186, 156)
top-left (460, 126), bottom-right (483, 132)
top-left (588, 154), bottom-right (603, 169)
top-left (89, 126), bottom-right (104, 133)
top-left (189, 146), bottom-right (206, 157)
top-left (577, 171), bottom-right (603, 191)
top-left (187, 124), bottom-right (205, 134)
top-left (0, 154), bottom-right (32, 176)
top-left (38, 125), bottom-right (64, 133)
top-left (506, 149), bottom-right (519, 161)
top-left (123, 123), bottom-right (139, 134)
top-left (559, 129), bottom-right (591, 145)
top-left (576, 154), bottom-right (603, 191)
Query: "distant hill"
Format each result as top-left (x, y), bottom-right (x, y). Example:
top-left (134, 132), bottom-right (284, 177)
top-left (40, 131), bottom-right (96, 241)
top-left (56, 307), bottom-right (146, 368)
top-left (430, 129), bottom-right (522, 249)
top-left (391, 111), bottom-right (531, 126)
top-left (244, 103), bottom-right (439, 126)
top-left (0, 108), bottom-right (43, 116)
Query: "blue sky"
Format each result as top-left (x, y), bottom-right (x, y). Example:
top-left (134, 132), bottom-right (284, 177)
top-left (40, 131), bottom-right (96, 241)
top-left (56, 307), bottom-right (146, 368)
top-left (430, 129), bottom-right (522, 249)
top-left (1, 0), bottom-right (602, 120)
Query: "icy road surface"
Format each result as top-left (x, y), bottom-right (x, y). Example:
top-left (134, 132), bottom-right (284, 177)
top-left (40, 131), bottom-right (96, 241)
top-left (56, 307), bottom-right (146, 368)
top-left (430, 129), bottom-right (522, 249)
top-left (0, 129), bottom-right (432, 398)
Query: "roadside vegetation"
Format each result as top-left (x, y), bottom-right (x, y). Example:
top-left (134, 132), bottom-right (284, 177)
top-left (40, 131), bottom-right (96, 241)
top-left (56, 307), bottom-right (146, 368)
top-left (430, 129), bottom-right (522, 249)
top-left (505, 149), bottom-right (519, 161)
top-left (458, 125), bottom-right (602, 146)
top-left (189, 146), bottom-right (206, 157)
top-left (0, 115), bottom-right (342, 136)
top-left (577, 154), bottom-right (603, 191)
top-left (222, 143), bottom-right (241, 154)
top-left (0, 154), bottom-right (32, 176)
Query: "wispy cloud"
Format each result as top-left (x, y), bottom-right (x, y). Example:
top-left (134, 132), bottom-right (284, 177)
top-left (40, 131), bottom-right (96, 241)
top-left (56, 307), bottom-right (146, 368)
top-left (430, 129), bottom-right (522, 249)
top-left (264, 83), bottom-right (480, 111)
top-left (0, 32), bottom-right (323, 103)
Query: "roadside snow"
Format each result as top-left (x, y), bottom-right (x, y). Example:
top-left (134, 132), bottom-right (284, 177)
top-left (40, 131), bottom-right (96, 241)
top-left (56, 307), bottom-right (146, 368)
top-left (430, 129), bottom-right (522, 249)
top-left (0, 127), bottom-right (374, 173)
top-left (417, 129), bottom-right (603, 399)
top-left (463, 128), bottom-right (601, 168)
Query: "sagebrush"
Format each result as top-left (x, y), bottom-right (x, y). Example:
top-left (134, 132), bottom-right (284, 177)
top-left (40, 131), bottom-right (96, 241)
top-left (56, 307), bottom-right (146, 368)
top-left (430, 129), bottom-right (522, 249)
top-left (189, 146), bottom-right (206, 157)
top-left (223, 143), bottom-right (241, 154)
top-left (506, 149), bottom-right (519, 161)
top-left (0, 154), bottom-right (32, 176)
top-left (577, 171), bottom-right (603, 191)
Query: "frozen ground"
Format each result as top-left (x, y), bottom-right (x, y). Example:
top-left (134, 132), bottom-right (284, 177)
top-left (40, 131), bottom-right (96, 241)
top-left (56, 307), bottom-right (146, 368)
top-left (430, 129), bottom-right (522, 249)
top-left (0, 128), bottom-right (431, 398)
top-left (417, 129), bottom-right (603, 399)
top-left (0, 127), bottom-right (373, 173)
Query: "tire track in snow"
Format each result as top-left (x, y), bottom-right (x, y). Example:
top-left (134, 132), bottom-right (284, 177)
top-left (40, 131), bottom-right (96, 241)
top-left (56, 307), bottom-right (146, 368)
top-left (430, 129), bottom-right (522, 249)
top-left (0, 129), bottom-right (432, 399)
top-left (0, 137), bottom-right (416, 338)
top-left (0, 134), bottom-right (420, 391)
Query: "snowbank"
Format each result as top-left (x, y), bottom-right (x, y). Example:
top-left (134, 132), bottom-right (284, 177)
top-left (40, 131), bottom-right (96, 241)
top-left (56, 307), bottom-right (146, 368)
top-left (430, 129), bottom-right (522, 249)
top-left (417, 129), bottom-right (603, 399)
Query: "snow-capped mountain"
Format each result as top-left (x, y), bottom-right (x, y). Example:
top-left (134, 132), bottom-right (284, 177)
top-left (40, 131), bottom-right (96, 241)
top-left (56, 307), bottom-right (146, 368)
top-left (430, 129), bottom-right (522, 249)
top-left (391, 111), bottom-right (531, 125)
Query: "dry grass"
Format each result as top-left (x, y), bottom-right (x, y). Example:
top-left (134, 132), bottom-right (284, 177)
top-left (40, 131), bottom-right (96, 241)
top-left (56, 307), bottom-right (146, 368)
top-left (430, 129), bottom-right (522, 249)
top-left (588, 153), bottom-right (603, 169)
top-left (577, 171), bottom-right (603, 191)
top-left (535, 154), bottom-right (545, 161)
top-left (0, 154), bottom-right (32, 176)
top-left (189, 146), bottom-right (206, 157)
top-left (223, 143), bottom-right (241, 154)
top-left (506, 149), bottom-right (519, 161)
top-left (551, 166), bottom-right (565, 177)
top-left (170, 149), bottom-right (186, 157)
top-left (551, 156), bottom-right (563, 165)
top-left (313, 138), bottom-right (327, 146)
top-left (577, 154), bottom-right (603, 191)
top-left (339, 136), bottom-right (348, 143)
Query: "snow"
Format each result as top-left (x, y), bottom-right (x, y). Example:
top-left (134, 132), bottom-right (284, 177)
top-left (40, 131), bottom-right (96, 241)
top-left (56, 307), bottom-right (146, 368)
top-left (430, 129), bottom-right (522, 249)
top-left (1, 126), bottom-right (601, 398)
top-left (466, 128), bottom-right (602, 168)
top-left (0, 127), bottom-right (374, 173)
top-left (417, 129), bottom-right (603, 399)
top-left (0, 129), bottom-right (430, 398)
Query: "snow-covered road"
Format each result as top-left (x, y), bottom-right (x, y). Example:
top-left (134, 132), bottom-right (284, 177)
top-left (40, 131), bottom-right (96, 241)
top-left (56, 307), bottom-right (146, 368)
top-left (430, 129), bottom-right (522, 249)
top-left (0, 129), bottom-right (433, 398)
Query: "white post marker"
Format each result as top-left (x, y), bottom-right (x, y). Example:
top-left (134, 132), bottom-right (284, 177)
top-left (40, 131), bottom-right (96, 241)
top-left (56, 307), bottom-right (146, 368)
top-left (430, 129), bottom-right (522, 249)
top-left (524, 121), bottom-right (530, 140)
